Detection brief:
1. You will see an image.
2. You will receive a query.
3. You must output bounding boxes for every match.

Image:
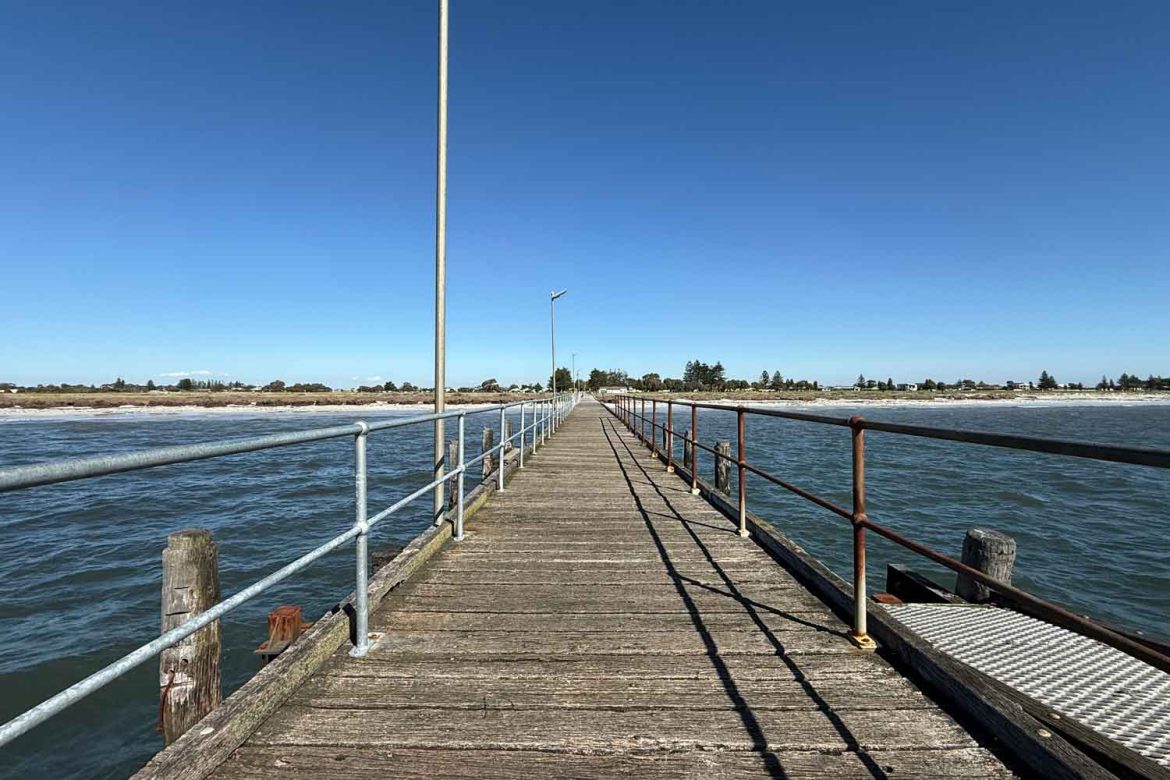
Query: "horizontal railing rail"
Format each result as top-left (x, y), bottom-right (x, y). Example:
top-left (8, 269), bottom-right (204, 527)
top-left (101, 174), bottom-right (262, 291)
top-left (0, 391), bottom-right (581, 749)
top-left (608, 393), bottom-right (1170, 672)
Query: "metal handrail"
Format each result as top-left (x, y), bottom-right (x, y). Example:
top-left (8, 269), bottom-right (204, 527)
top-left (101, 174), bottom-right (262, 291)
top-left (608, 393), bottom-right (1170, 672)
top-left (0, 391), bottom-right (581, 749)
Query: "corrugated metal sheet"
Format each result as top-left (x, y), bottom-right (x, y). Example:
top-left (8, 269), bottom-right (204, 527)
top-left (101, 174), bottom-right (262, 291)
top-left (883, 603), bottom-right (1170, 768)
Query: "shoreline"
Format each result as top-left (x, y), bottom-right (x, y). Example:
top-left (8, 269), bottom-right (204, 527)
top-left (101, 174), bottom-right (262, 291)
top-left (3, 391), bottom-right (1169, 419)
top-left (0, 401), bottom-right (516, 420)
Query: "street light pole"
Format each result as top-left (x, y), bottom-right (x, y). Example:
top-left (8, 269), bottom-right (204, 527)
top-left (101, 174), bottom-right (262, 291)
top-left (550, 290), bottom-right (567, 397)
top-left (572, 352), bottom-right (577, 395)
top-left (432, 0), bottom-right (449, 526)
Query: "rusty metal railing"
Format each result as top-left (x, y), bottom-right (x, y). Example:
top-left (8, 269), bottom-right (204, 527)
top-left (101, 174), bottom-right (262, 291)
top-left (608, 394), bottom-right (1170, 670)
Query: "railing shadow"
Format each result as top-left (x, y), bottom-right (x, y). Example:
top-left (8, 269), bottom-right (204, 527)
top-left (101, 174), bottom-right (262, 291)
top-left (600, 414), bottom-right (890, 779)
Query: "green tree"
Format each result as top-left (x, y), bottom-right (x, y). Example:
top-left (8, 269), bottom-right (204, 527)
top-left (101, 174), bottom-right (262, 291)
top-left (547, 367), bottom-right (573, 392)
top-left (263, 379), bottom-right (286, 392)
top-left (856, 374), bottom-right (866, 389)
top-left (146, 379), bottom-right (156, 391)
top-left (1038, 370), bottom-right (1057, 390)
top-left (641, 372), bottom-right (663, 392)
top-left (758, 370), bottom-right (769, 389)
top-left (770, 371), bottom-right (783, 391)
top-left (176, 378), bottom-right (194, 391)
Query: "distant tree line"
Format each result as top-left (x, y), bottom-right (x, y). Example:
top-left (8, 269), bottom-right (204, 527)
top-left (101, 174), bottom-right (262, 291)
top-left (1097, 373), bottom-right (1170, 391)
top-left (585, 360), bottom-right (819, 392)
top-left (6, 368), bottom-right (1168, 395)
top-left (576, 365), bottom-right (1170, 394)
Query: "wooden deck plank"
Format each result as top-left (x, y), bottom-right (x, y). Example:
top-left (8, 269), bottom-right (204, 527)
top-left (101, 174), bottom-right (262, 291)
top-left (290, 671), bottom-right (936, 711)
top-left (214, 400), bottom-right (1013, 778)
top-left (321, 651), bottom-right (904, 681)
top-left (247, 704), bottom-right (981, 752)
top-left (217, 746), bottom-right (1015, 779)
top-left (376, 609), bottom-right (843, 633)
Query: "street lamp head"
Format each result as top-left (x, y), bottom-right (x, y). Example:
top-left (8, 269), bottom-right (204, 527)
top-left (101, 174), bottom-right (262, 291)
top-left (550, 289), bottom-right (568, 301)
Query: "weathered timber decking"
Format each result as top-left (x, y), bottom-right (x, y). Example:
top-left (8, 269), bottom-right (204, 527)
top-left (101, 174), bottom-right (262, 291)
top-left (213, 400), bottom-right (1014, 778)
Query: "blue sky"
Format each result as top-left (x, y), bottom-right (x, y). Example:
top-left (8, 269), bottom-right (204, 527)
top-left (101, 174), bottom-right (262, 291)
top-left (2, 1), bottom-right (1167, 388)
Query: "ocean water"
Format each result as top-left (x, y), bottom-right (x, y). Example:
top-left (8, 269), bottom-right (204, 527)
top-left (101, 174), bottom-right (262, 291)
top-left (0, 401), bottom-right (1168, 777)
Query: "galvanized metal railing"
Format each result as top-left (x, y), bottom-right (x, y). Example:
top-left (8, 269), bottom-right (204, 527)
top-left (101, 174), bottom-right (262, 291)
top-left (0, 391), bottom-right (580, 748)
top-left (609, 394), bottom-right (1170, 671)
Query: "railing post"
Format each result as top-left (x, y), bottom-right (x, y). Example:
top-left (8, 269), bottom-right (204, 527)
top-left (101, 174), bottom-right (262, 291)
top-left (690, 404), bottom-right (699, 494)
top-left (455, 413), bottom-right (466, 541)
top-left (666, 401), bottom-right (674, 473)
top-left (641, 398), bottom-right (646, 442)
top-left (350, 422), bottom-right (371, 656)
top-left (849, 416), bottom-right (876, 650)
top-left (497, 406), bottom-right (507, 492)
top-left (519, 403), bottom-right (526, 468)
top-left (736, 408), bottom-right (748, 538)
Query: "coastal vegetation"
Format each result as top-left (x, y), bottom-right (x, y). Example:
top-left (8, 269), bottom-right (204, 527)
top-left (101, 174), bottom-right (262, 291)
top-left (0, 390), bottom-right (531, 410)
top-left (584, 363), bottom-right (1170, 394)
top-left (2, 367), bottom-right (1167, 410)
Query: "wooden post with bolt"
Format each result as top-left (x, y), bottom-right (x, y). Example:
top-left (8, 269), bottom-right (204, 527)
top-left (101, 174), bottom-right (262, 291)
top-left (957, 528), bottom-right (1017, 603)
top-left (159, 529), bottom-right (222, 745)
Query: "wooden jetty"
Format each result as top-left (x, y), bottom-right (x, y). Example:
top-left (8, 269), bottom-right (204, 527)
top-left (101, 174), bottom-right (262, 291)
top-left (139, 399), bottom-right (1030, 778)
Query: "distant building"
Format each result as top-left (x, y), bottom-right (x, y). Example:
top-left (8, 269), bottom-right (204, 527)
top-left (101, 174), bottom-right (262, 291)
top-left (896, 383), bottom-right (919, 392)
top-left (597, 386), bottom-right (629, 395)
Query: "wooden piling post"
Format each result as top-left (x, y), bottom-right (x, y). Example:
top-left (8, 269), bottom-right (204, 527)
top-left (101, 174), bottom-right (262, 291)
top-left (956, 528), bottom-right (1016, 603)
top-left (482, 427), bottom-right (494, 478)
top-left (683, 429), bottom-right (692, 470)
top-left (448, 440), bottom-right (459, 509)
top-left (715, 441), bottom-right (731, 494)
top-left (160, 529), bottom-right (221, 745)
top-left (504, 420), bottom-right (514, 452)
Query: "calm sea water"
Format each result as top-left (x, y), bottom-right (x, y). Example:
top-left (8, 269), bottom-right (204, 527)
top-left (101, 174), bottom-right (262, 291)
top-left (1, 401), bottom-right (1168, 777)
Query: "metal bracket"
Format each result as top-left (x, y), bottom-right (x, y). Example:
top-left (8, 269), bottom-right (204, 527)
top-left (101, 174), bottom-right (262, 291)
top-left (848, 633), bottom-right (878, 652)
top-left (348, 631), bottom-right (385, 657)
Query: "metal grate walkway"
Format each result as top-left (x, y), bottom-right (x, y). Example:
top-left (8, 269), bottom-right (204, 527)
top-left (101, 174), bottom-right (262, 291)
top-left (884, 603), bottom-right (1170, 768)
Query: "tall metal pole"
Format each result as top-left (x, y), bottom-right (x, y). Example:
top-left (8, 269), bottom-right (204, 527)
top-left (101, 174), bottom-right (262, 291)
top-left (432, 0), bottom-right (449, 526)
top-left (550, 296), bottom-right (555, 397)
top-left (550, 290), bottom-right (566, 397)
